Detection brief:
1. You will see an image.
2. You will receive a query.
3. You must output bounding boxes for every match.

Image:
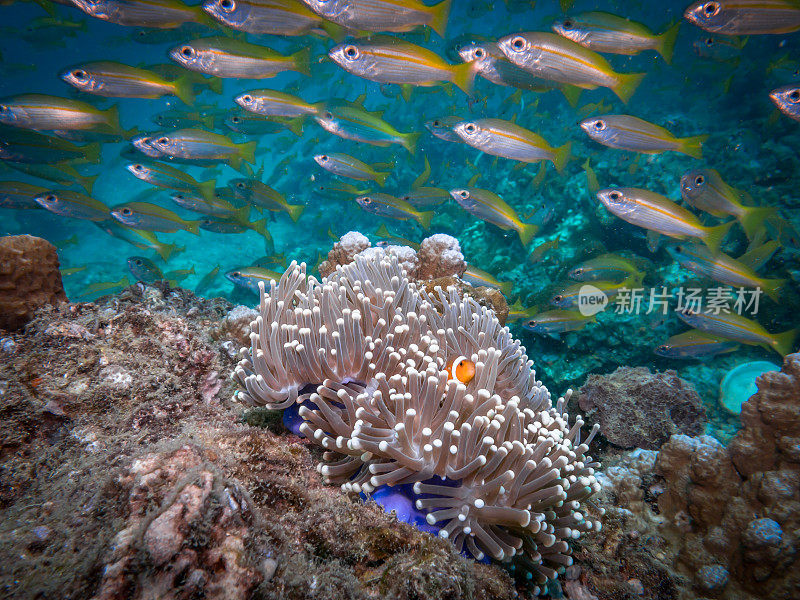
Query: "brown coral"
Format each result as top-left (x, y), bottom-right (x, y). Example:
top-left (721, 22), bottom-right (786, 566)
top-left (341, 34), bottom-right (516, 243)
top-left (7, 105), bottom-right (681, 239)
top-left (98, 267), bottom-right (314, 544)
top-left (0, 234), bottom-right (66, 331)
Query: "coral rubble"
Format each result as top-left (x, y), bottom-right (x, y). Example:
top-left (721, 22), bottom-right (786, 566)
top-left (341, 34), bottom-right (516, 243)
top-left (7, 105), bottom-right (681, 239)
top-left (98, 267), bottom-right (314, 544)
top-left (0, 234), bottom-right (66, 331)
top-left (0, 282), bottom-right (516, 600)
top-left (574, 367), bottom-right (707, 450)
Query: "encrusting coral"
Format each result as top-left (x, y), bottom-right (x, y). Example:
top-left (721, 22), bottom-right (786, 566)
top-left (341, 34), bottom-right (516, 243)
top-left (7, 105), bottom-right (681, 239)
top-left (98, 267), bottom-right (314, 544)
top-left (232, 253), bottom-right (601, 591)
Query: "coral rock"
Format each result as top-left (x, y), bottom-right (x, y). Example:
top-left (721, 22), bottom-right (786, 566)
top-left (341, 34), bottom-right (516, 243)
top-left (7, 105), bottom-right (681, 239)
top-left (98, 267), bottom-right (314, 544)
top-left (319, 231), bottom-right (371, 277)
top-left (575, 367), bottom-right (706, 449)
top-left (415, 233), bottom-right (466, 280)
top-left (0, 235), bottom-right (66, 331)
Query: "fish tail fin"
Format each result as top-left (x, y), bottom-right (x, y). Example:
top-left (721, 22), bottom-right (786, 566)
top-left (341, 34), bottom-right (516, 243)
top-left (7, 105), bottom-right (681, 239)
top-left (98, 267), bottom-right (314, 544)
top-left (451, 61), bottom-right (476, 95)
top-left (375, 169), bottom-right (390, 187)
top-left (499, 281), bottom-right (514, 297)
top-left (207, 76), bottom-right (223, 95)
top-left (156, 242), bottom-right (182, 262)
top-left (761, 277), bottom-right (787, 303)
top-left (403, 131), bottom-right (422, 155)
top-left (613, 72), bottom-right (645, 104)
top-left (287, 203), bottom-right (305, 222)
top-left (679, 134), bottom-right (709, 159)
top-left (429, 0), bottom-right (451, 37)
top-left (703, 220), bottom-right (734, 253)
top-left (198, 179), bottom-right (216, 202)
top-left (320, 21), bottom-right (346, 42)
top-left (239, 140), bottom-right (257, 165)
top-left (400, 84), bottom-right (414, 102)
top-left (173, 75), bottom-right (195, 106)
top-left (518, 222), bottom-right (539, 246)
top-left (233, 205), bottom-right (251, 224)
top-left (739, 205), bottom-right (776, 240)
top-left (292, 47), bottom-right (311, 76)
top-left (83, 142), bottom-right (102, 164)
top-left (417, 210), bottom-right (434, 229)
top-left (105, 103), bottom-right (122, 131)
top-left (551, 141), bottom-right (572, 174)
top-left (559, 84), bottom-right (582, 108)
top-left (285, 116), bottom-right (304, 136)
top-left (122, 125), bottom-right (140, 140)
top-left (249, 217), bottom-right (273, 245)
top-left (772, 328), bottom-right (798, 356)
top-left (657, 21), bottom-right (681, 64)
top-left (78, 172), bottom-right (99, 193)
top-left (187, 220), bottom-right (201, 236)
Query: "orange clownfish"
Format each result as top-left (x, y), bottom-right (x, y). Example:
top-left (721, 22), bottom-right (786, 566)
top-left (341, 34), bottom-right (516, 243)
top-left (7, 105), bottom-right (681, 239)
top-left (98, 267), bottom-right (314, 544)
top-left (446, 355), bottom-right (476, 384)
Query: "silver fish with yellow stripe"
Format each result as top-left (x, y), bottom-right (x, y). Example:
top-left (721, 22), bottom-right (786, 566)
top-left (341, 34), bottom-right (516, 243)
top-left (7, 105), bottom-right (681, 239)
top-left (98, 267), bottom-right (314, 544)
top-left (654, 329), bottom-right (740, 359)
top-left (35, 189), bottom-right (111, 221)
top-left (679, 168), bottom-right (774, 239)
top-left (60, 61), bottom-right (194, 105)
top-left (148, 128), bottom-right (257, 170)
top-left (666, 242), bottom-right (785, 302)
top-left (315, 101), bottom-right (421, 154)
top-left (449, 187), bottom-right (539, 246)
top-left (523, 310), bottom-right (595, 336)
top-left (299, 0), bottom-right (451, 37)
top-left (329, 36), bottom-right (476, 94)
top-left (355, 192), bottom-right (433, 228)
top-left (677, 307), bottom-right (797, 356)
top-left (0, 93), bottom-right (122, 132)
top-left (580, 115), bottom-right (709, 159)
top-left (202, 0), bottom-right (337, 36)
top-left (71, 0), bottom-right (209, 28)
top-left (552, 11), bottom-right (680, 63)
top-left (497, 32), bottom-right (645, 103)
top-left (454, 118), bottom-right (572, 173)
top-left (169, 37), bottom-right (310, 79)
top-left (236, 89), bottom-right (322, 117)
top-left (597, 187), bottom-right (734, 252)
top-left (314, 152), bottom-right (392, 185)
top-left (683, 0), bottom-right (800, 35)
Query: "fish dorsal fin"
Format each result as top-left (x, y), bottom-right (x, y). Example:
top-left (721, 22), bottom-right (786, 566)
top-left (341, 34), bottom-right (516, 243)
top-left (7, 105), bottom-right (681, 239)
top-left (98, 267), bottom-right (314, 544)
top-left (412, 155), bottom-right (430, 189)
top-left (468, 172), bottom-right (481, 186)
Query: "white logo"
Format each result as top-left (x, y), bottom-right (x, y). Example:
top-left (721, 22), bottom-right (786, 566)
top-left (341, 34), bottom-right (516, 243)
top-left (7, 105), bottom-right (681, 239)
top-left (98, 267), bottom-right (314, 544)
top-left (577, 285), bottom-right (608, 316)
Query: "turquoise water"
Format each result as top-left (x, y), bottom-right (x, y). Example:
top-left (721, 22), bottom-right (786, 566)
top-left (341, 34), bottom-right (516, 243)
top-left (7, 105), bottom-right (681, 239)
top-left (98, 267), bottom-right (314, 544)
top-left (1, 0), bottom-right (798, 437)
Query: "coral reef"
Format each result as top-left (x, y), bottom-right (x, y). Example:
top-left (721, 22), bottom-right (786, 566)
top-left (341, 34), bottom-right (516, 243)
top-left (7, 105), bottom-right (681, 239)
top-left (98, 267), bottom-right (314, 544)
top-left (318, 231), bottom-right (466, 282)
top-left (0, 281), bottom-right (516, 600)
top-left (0, 234), bottom-right (66, 331)
top-left (654, 353), bottom-right (800, 599)
top-left (573, 367), bottom-right (707, 450)
top-left (233, 253), bottom-right (601, 591)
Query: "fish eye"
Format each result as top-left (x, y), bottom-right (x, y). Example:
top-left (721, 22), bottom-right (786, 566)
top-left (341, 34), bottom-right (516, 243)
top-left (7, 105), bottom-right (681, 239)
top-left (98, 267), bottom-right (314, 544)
top-left (703, 1), bottom-right (720, 16)
top-left (609, 191), bottom-right (622, 200)
top-left (573, 268), bottom-right (583, 275)
top-left (231, 116), bottom-right (240, 122)
top-left (459, 190), bottom-right (469, 199)
top-left (45, 194), bottom-right (56, 202)
top-left (220, 0), bottom-right (234, 10)
top-left (236, 182), bottom-right (245, 188)
top-left (232, 271), bottom-right (241, 277)
top-left (180, 46), bottom-right (194, 58)
top-left (240, 94), bottom-right (253, 103)
top-left (704, 37), bottom-right (714, 46)
top-left (553, 295), bottom-right (563, 302)
top-left (361, 196), bottom-right (372, 205)
top-left (72, 69), bottom-right (88, 81)
top-left (464, 123), bottom-right (477, 134)
top-left (562, 19), bottom-right (573, 28)
top-left (789, 89), bottom-right (800, 103)
top-left (474, 48), bottom-right (485, 58)
top-left (134, 259), bottom-right (142, 265)
top-left (122, 208), bottom-right (132, 215)
top-left (593, 120), bottom-right (606, 131)
top-left (156, 136), bottom-right (169, 145)
top-left (320, 154), bottom-right (328, 161)
top-left (695, 175), bottom-right (705, 185)
top-left (510, 36), bottom-right (526, 51)
top-left (343, 45), bottom-right (359, 60)
top-left (433, 120), bottom-right (440, 126)
top-left (323, 111), bottom-right (333, 119)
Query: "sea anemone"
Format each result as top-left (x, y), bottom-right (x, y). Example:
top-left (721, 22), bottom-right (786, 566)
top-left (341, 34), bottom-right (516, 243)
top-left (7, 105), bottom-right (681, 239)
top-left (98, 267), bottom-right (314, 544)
top-left (232, 253), bottom-right (600, 590)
